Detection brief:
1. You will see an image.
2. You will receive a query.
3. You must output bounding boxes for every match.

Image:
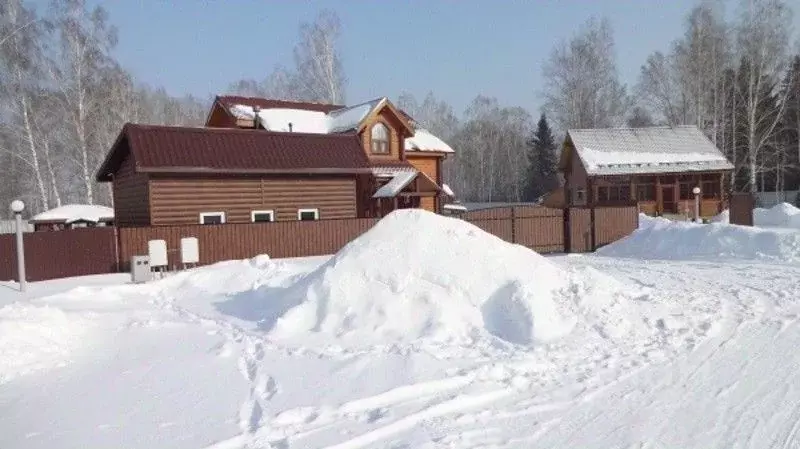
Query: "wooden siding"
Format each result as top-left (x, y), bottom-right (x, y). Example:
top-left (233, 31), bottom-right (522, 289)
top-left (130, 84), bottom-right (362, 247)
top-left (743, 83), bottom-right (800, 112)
top-left (407, 154), bottom-right (441, 212)
top-left (564, 138), bottom-right (588, 206)
top-left (148, 176), bottom-right (357, 225)
top-left (113, 147), bottom-right (150, 227)
top-left (205, 102), bottom-right (236, 128)
top-left (360, 107), bottom-right (406, 161)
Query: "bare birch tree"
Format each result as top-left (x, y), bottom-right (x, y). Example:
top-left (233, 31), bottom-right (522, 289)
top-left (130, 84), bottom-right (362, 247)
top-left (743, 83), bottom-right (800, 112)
top-left (293, 10), bottom-right (346, 104)
top-left (0, 0), bottom-right (50, 210)
top-left (542, 17), bottom-right (629, 132)
top-left (736, 0), bottom-right (793, 192)
top-left (46, 0), bottom-right (117, 204)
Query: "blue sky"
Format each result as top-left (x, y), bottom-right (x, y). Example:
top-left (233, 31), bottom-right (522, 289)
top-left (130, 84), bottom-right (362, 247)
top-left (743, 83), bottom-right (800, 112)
top-left (38, 1), bottom-right (800, 115)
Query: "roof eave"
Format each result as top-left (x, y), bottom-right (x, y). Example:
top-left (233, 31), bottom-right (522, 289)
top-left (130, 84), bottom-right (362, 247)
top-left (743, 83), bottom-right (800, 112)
top-left (138, 166), bottom-right (373, 176)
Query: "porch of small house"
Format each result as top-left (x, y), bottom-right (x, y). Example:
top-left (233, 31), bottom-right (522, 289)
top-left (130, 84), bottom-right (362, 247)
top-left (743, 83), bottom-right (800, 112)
top-left (591, 172), bottom-right (728, 219)
top-left (368, 171), bottom-right (442, 218)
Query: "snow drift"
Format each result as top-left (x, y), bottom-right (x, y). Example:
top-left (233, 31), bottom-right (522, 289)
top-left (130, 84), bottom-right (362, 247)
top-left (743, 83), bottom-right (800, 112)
top-left (600, 213), bottom-right (800, 262)
top-left (264, 210), bottom-right (651, 347)
top-left (0, 303), bottom-right (94, 383)
top-left (713, 202), bottom-right (800, 229)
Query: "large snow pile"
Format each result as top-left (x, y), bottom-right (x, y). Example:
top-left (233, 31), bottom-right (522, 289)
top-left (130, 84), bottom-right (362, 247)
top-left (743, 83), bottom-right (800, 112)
top-left (600, 214), bottom-right (800, 262)
top-left (264, 210), bottom-right (652, 347)
top-left (712, 202), bottom-right (800, 229)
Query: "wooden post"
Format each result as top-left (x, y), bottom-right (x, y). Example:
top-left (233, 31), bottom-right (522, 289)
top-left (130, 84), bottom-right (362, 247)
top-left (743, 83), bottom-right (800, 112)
top-left (587, 178), bottom-right (596, 251)
top-left (510, 206), bottom-right (517, 244)
top-left (655, 175), bottom-right (662, 215)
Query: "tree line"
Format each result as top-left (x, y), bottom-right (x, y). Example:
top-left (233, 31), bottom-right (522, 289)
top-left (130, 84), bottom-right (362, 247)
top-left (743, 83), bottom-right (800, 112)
top-left (2, 0), bottom-right (798, 217)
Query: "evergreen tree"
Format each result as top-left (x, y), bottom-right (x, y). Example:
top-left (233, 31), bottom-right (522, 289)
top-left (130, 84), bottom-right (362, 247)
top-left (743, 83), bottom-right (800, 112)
top-left (525, 113), bottom-right (559, 201)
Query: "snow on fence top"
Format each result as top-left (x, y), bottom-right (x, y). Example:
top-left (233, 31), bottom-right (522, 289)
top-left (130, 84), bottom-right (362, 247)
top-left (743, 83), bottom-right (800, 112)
top-left (30, 204), bottom-right (114, 224)
top-left (568, 126), bottom-right (733, 175)
top-left (229, 98), bottom-right (454, 153)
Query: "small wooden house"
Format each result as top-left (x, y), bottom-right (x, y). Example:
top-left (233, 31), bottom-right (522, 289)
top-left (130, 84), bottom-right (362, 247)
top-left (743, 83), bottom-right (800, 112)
top-left (29, 204), bottom-right (115, 231)
top-left (559, 126), bottom-right (734, 218)
top-left (96, 96), bottom-right (456, 226)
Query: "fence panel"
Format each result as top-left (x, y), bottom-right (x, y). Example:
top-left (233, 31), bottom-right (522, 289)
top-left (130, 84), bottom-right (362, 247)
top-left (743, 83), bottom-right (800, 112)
top-left (0, 228), bottom-right (117, 282)
top-left (567, 208), bottom-right (592, 253)
top-left (117, 219), bottom-right (380, 271)
top-left (512, 207), bottom-right (564, 253)
top-left (594, 206), bottom-right (639, 248)
top-left (730, 193), bottom-right (754, 226)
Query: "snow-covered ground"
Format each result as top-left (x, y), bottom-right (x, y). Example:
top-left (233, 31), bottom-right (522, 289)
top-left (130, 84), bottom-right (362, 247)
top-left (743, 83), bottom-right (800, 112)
top-left (2, 210), bottom-right (800, 449)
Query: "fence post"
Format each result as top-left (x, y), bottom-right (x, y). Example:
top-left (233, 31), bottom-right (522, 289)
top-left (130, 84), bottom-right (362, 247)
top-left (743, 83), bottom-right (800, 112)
top-left (511, 206), bottom-right (516, 244)
top-left (590, 207), bottom-right (597, 251)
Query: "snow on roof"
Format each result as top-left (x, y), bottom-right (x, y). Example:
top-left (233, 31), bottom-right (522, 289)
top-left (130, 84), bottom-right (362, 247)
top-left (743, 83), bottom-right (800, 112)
top-left (443, 203), bottom-right (467, 211)
top-left (371, 164), bottom-right (417, 178)
top-left (373, 171), bottom-right (418, 198)
top-left (405, 128), bottom-right (455, 153)
top-left (568, 126), bottom-right (733, 176)
top-left (327, 98), bottom-right (384, 132)
top-left (258, 108), bottom-right (329, 133)
top-left (30, 204), bottom-right (114, 224)
top-left (442, 184), bottom-right (455, 197)
top-left (229, 98), bottom-right (384, 135)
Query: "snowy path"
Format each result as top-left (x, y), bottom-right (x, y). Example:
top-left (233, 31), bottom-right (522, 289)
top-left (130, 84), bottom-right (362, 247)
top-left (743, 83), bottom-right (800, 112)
top-left (3, 255), bottom-right (800, 448)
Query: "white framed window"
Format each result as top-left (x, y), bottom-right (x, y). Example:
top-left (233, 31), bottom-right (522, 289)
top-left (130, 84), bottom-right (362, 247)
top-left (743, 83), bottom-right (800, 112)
top-left (576, 188), bottom-right (586, 203)
top-left (251, 210), bottom-right (275, 223)
top-left (371, 123), bottom-right (390, 154)
top-left (199, 211), bottom-right (226, 225)
top-left (297, 208), bottom-right (319, 221)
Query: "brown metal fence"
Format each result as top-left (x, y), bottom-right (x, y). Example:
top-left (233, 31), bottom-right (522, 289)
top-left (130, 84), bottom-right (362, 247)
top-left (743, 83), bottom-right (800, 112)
top-left (729, 192), bottom-right (754, 226)
top-left (117, 218), bottom-right (380, 271)
top-left (0, 227), bottom-right (118, 282)
top-left (0, 205), bottom-right (640, 283)
top-left (567, 208), bottom-right (592, 253)
top-left (594, 206), bottom-right (640, 248)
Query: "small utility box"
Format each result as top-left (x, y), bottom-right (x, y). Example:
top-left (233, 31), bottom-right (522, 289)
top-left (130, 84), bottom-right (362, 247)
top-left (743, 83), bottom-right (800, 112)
top-left (180, 237), bottom-right (199, 267)
top-left (148, 239), bottom-right (168, 269)
top-left (131, 255), bottom-right (152, 283)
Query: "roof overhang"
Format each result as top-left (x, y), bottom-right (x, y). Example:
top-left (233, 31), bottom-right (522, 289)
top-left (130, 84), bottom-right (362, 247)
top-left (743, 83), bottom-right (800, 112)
top-left (357, 98), bottom-right (416, 137)
top-left (140, 166), bottom-right (374, 176)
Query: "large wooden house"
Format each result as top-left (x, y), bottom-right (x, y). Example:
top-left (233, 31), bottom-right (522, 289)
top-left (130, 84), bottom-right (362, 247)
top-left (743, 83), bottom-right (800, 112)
top-left (96, 96), bottom-right (455, 226)
top-left (559, 126), bottom-right (734, 218)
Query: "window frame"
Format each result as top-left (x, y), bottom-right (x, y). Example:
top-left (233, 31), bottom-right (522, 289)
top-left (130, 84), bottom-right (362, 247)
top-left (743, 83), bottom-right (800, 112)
top-left (370, 123), bottom-right (390, 154)
top-left (199, 211), bottom-right (226, 225)
top-left (297, 208), bottom-right (320, 221)
top-left (250, 210), bottom-right (275, 223)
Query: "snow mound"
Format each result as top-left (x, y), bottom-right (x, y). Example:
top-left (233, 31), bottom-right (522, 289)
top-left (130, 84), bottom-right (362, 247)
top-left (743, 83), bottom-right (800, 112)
top-left (0, 303), bottom-right (94, 383)
top-left (599, 216), bottom-right (800, 262)
top-left (712, 202), bottom-right (800, 229)
top-left (265, 210), bottom-right (650, 347)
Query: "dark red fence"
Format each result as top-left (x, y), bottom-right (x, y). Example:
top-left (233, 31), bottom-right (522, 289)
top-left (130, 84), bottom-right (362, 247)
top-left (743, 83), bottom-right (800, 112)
top-left (0, 227), bottom-right (118, 282)
top-left (729, 192), bottom-right (755, 226)
top-left (0, 205), bottom-right (640, 283)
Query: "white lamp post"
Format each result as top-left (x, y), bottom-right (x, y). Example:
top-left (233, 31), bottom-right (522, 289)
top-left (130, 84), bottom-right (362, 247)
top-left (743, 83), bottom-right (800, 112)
top-left (10, 200), bottom-right (26, 292)
top-left (692, 186), bottom-right (701, 223)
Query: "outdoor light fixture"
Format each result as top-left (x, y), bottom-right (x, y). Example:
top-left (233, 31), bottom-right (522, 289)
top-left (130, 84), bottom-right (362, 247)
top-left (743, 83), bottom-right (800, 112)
top-left (9, 200), bottom-right (26, 292)
top-left (692, 187), bottom-right (701, 223)
top-left (10, 200), bottom-right (24, 214)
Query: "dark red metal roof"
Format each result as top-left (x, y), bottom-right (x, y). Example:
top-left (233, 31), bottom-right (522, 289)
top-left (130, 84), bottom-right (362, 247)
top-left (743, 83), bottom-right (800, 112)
top-left (216, 95), bottom-right (345, 113)
top-left (96, 124), bottom-right (371, 181)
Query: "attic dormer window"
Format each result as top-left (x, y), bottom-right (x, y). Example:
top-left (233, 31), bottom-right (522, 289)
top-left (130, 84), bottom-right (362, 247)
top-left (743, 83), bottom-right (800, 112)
top-left (371, 123), bottom-right (389, 154)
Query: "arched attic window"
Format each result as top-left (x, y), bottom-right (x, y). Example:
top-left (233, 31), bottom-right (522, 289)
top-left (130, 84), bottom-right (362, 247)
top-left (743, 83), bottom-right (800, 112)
top-left (371, 123), bottom-right (390, 154)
